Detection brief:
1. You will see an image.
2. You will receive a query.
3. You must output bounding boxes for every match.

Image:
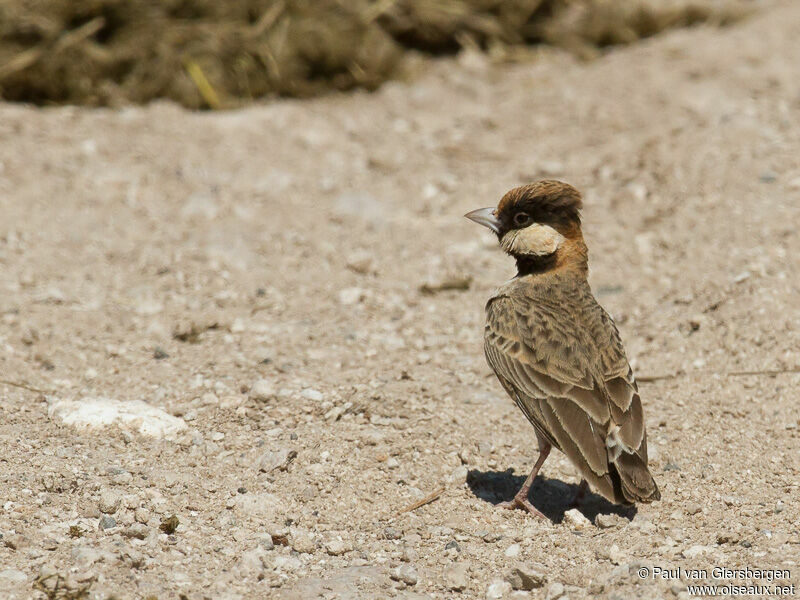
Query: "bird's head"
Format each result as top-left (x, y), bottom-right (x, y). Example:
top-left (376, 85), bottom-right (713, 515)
top-left (465, 180), bottom-right (587, 273)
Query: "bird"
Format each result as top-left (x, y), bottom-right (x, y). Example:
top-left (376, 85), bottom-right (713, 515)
top-left (464, 180), bottom-right (660, 518)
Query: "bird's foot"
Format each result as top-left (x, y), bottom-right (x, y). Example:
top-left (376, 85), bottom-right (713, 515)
top-left (498, 495), bottom-right (547, 519)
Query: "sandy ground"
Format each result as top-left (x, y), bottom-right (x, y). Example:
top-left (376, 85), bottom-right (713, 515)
top-left (1, 3), bottom-right (799, 599)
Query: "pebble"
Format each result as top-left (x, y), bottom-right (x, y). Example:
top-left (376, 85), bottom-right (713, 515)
top-left (448, 465), bottom-right (469, 485)
top-left (98, 516), bottom-right (117, 530)
top-left (346, 252), bottom-right (373, 274)
top-left (682, 545), bottom-right (712, 558)
top-left (562, 508), bottom-right (591, 529)
top-left (384, 527), bottom-right (402, 540)
top-left (290, 530), bottom-right (315, 554)
top-left (504, 543), bottom-right (521, 558)
top-left (486, 580), bottom-right (512, 599)
top-left (300, 388), bottom-right (323, 401)
top-left (48, 397), bottom-right (187, 438)
top-left (506, 565), bottom-right (546, 590)
top-left (98, 490), bottom-right (121, 514)
top-left (338, 287), bottom-right (365, 305)
top-left (595, 514), bottom-right (626, 529)
top-left (0, 569), bottom-right (27, 584)
top-left (258, 448), bottom-right (297, 473)
top-left (249, 379), bottom-right (275, 402)
top-left (325, 539), bottom-right (350, 556)
top-left (123, 523), bottom-right (149, 540)
top-left (71, 546), bottom-right (106, 566)
top-left (236, 548), bottom-right (266, 579)
top-left (134, 508), bottom-right (151, 524)
top-left (444, 562), bottom-right (470, 591)
top-left (716, 531), bottom-right (740, 545)
top-left (386, 457), bottom-right (400, 469)
top-left (390, 564), bottom-right (419, 586)
top-left (547, 582), bottom-right (566, 600)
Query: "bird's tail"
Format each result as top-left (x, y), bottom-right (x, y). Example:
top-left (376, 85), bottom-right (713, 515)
top-left (611, 450), bottom-right (660, 504)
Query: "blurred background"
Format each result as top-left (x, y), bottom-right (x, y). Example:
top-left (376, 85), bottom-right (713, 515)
top-left (1, 0), bottom-right (751, 108)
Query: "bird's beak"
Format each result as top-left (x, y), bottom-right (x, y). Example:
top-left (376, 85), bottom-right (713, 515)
top-left (464, 207), bottom-right (501, 234)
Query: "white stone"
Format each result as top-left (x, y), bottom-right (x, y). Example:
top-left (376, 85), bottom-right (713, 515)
top-left (0, 569), bottom-right (26, 584)
top-left (48, 397), bottom-right (187, 439)
top-left (504, 543), bottom-right (521, 558)
top-left (301, 388), bottom-right (323, 401)
top-left (487, 580), bottom-right (512, 599)
top-left (682, 545), bottom-right (713, 559)
top-left (249, 379), bottom-right (275, 402)
top-left (562, 508), bottom-right (591, 530)
top-left (338, 287), bottom-right (365, 305)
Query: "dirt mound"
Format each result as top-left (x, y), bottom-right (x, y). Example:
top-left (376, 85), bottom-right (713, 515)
top-left (0, 0), bottom-right (750, 108)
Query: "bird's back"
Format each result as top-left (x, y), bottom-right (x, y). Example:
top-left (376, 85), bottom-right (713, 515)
top-left (484, 271), bottom-right (660, 505)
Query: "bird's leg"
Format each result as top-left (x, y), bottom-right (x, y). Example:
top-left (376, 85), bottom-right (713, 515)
top-left (570, 479), bottom-right (588, 507)
top-left (499, 443), bottom-right (551, 518)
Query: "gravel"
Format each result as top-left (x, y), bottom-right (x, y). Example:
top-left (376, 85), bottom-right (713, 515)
top-left (0, 4), bottom-right (798, 597)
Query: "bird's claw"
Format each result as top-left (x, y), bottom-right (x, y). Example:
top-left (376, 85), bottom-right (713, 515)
top-left (498, 496), bottom-right (548, 519)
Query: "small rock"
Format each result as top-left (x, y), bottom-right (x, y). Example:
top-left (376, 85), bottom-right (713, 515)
top-left (236, 548), bottom-right (266, 579)
top-left (338, 287), bottom-right (365, 305)
top-left (506, 565), bottom-right (546, 590)
top-left (444, 562), bottom-right (470, 591)
top-left (682, 545), bottom-right (712, 559)
top-left (48, 397), bottom-right (187, 438)
top-left (0, 569), bottom-right (27, 585)
top-left (72, 546), bottom-right (106, 566)
top-left (504, 544), bottom-right (521, 558)
top-left (159, 515), bottom-right (179, 534)
top-left (445, 540), bottom-right (461, 553)
top-left (300, 388), bottom-right (323, 401)
top-left (486, 580), bottom-right (512, 599)
top-left (562, 509), bottom-right (591, 529)
top-left (134, 508), bottom-right (151, 524)
top-left (386, 457), bottom-right (400, 469)
top-left (732, 271), bottom-right (751, 284)
top-left (98, 516), bottom-right (117, 530)
top-left (259, 534), bottom-right (275, 551)
top-left (43, 538), bottom-right (59, 551)
top-left (290, 530), bottom-right (315, 554)
top-left (390, 564), bottom-right (419, 586)
top-left (686, 503), bottom-right (702, 516)
top-left (597, 544), bottom-right (626, 565)
top-left (258, 448), bottom-right (297, 473)
top-left (3, 534), bottom-right (25, 550)
top-left (123, 523), bottom-right (149, 540)
top-left (547, 582), bottom-right (565, 600)
top-left (448, 465), bottom-right (469, 485)
top-left (717, 531), bottom-right (740, 545)
top-left (346, 252), bottom-right (373, 274)
top-left (153, 347), bottom-right (169, 360)
top-left (595, 514), bottom-right (625, 529)
top-left (325, 539), bottom-right (350, 556)
top-left (249, 379), bottom-right (275, 402)
top-left (384, 527), bottom-right (402, 540)
top-left (98, 490), bottom-right (121, 514)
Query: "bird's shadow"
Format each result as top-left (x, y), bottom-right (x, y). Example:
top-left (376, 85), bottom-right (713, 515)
top-left (467, 468), bottom-right (636, 524)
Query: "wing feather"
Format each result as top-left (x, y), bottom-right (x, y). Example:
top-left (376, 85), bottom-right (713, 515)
top-left (484, 280), bottom-right (659, 505)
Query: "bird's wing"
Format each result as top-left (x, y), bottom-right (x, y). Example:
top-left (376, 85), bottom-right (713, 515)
top-left (485, 289), bottom-right (658, 503)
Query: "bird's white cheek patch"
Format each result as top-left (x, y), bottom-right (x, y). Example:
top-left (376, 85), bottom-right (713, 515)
top-left (501, 224), bottom-right (565, 256)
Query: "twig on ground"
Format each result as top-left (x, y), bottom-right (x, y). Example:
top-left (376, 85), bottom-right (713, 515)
top-left (0, 379), bottom-right (51, 394)
top-left (400, 486), bottom-right (444, 514)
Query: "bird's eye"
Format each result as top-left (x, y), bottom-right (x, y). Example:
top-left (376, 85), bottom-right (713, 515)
top-left (513, 212), bottom-right (532, 227)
